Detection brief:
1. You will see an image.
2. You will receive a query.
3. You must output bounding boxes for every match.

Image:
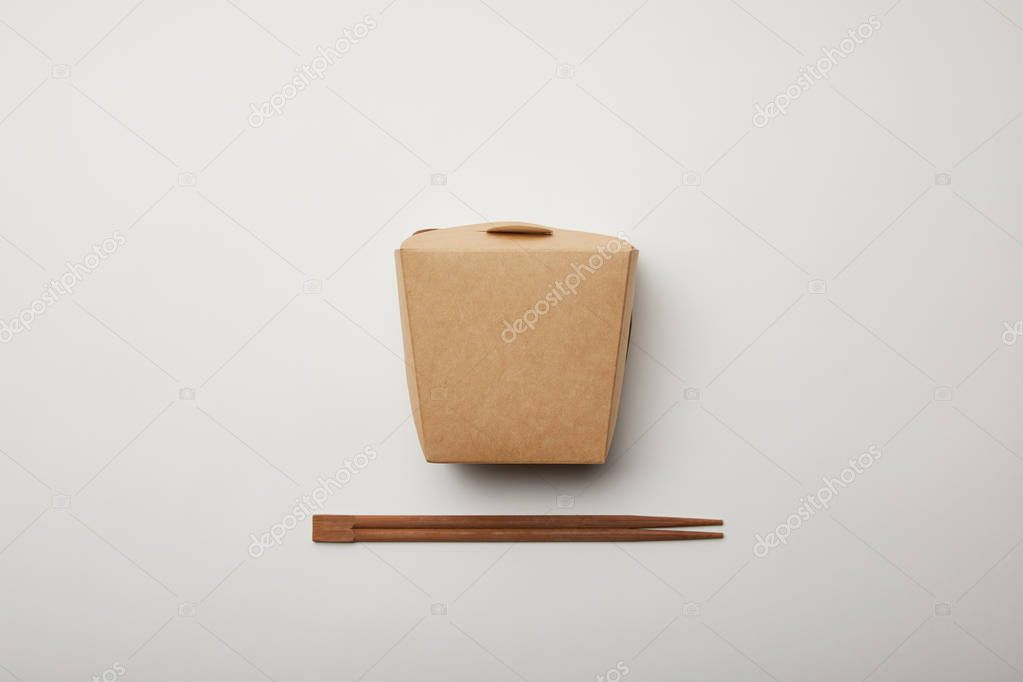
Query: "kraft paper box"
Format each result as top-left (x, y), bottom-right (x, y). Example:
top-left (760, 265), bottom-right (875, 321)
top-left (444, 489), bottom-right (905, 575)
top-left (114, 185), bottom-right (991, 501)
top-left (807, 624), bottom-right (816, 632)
top-left (395, 222), bottom-right (638, 464)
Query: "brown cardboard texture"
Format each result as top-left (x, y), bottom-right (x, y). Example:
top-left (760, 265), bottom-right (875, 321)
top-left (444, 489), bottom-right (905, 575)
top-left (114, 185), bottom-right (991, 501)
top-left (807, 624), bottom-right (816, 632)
top-left (395, 222), bottom-right (637, 464)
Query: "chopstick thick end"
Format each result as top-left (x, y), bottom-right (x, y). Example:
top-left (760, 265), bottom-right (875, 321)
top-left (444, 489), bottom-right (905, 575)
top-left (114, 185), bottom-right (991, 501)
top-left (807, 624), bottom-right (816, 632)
top-left (312, 515), bottom-right (356, 542)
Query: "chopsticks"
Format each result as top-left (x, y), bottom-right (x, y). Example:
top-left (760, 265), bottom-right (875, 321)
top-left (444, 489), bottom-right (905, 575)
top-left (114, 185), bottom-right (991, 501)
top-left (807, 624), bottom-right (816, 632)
top-left (312, 515), bottom-right (724, 543)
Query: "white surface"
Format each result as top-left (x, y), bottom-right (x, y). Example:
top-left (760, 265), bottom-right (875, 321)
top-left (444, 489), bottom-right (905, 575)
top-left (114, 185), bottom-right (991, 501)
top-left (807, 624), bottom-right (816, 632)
top-left (1, 1), bottom-right (1022, 680)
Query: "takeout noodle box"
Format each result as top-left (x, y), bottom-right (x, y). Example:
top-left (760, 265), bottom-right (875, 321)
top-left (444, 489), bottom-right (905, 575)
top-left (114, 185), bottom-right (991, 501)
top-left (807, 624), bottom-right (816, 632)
top-left (395, 222), bottom-right (638, 464)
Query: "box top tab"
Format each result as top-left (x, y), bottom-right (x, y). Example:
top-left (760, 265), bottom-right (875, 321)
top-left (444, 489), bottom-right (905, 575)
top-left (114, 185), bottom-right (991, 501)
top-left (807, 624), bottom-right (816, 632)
top-left (400, 222), bottom-right (631, 253)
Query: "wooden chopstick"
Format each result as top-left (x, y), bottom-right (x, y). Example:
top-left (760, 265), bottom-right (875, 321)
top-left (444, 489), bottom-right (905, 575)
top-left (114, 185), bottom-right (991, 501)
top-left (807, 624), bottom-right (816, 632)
top-left (312, 515), bottom-right (725, 543)
top-left (315, 514), bottom-right (722, 530)
top-left (313, 527), bottom-right (724, 543)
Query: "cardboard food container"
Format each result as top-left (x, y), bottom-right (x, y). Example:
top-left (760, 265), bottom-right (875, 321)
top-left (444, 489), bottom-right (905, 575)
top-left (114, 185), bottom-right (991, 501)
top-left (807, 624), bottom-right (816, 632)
top-left (395, 222), bottom-right (638, 464)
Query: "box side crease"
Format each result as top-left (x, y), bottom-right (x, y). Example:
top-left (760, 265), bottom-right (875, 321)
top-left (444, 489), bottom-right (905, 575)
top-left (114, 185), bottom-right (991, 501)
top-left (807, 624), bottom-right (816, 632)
top-left (604, 248), bottom-right (639, 457)
top-left (394, 250), bottom-right (427, 449)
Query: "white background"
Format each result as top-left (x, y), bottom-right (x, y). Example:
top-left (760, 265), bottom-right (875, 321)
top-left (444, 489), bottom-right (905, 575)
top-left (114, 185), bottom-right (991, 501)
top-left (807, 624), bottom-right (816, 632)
top-left (1, 1), bottom-right (1022, 680)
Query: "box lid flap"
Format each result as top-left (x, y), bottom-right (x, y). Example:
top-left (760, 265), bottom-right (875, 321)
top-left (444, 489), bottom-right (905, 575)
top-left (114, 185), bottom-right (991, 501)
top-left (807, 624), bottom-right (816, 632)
top-left (400, 222), bottom-right (629, 253)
